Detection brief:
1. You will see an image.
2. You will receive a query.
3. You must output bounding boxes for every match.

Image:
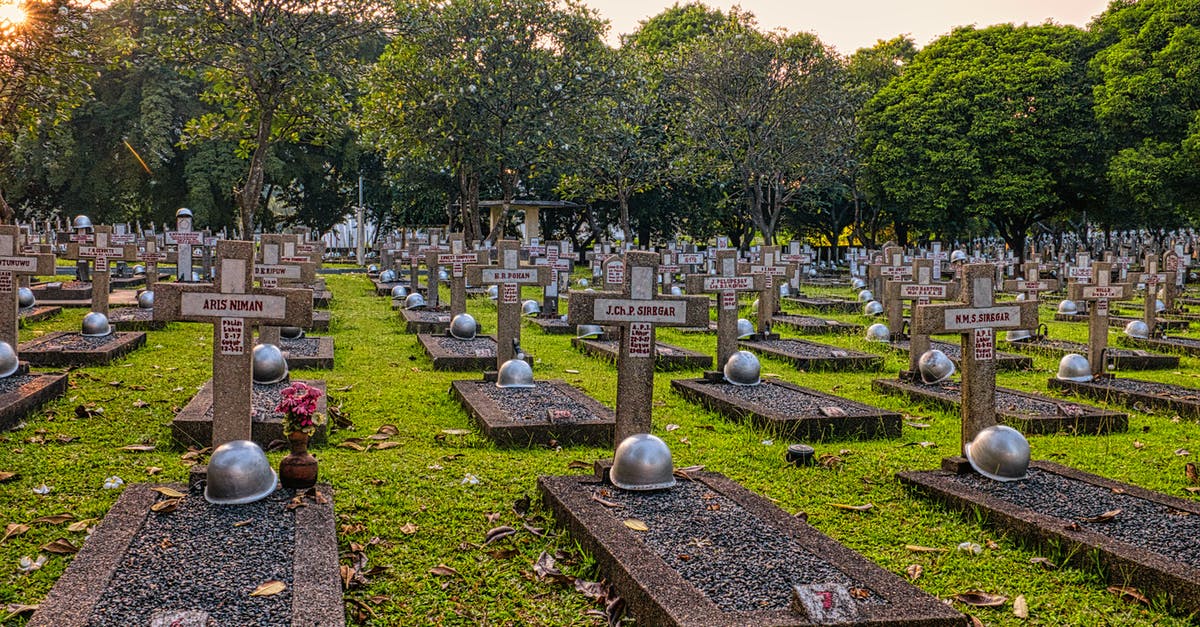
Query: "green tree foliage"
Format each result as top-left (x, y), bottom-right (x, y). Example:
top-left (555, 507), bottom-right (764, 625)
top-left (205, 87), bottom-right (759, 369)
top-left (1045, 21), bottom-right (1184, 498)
top-left (860, 24), bottom-right (1103, 258)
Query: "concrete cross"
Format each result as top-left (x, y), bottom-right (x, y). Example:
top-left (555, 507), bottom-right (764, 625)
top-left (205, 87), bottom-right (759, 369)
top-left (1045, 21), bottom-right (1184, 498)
top-left (885, 258), bottom-right (952, 373)
top-left (685, 249), bottom-right (764, 368)
top-left (137, 238), bottom-right (169, 290)
top-left (912, 264), bottom-right (1039, 451)
top-left (466, 240), bottom-right (551, 367)
top-left (166, 209), bottom-right (200, 282)
top-left (66, 226), bottom-right (138, 315)
top-left (1066, 261), bottom-right (1131, 377)
top-left (1001, 262), bottom-right (1058, 337)
top-left (780, 241), bottom-right (813, 290)
top-left (737, 245), bottom-right (795, 335)
top-left (1163, 250), bottom-right (1183, 310)
top-left (153, 241), bottom-right (313, 447)
top-left (61, 222), bottom-right (94, 281)
top-left (602, 255), bottom-right (625, 291)
top-left (658, 251), bottom-right (681, 295)
top-left (1134, 254), bottom-right (1173, 337)
top-left (928, 242), bottom-right (947, 280)
top-left (419, 230), bottom-right (448, 309)
top-left (0, 226), bottom-right (54, 350)
top-left (540, 241), bottom-right (576, 315)
top-left (877, 247), bottom-right (915, 332)
top-left (256, 235), bottom-right (319, 345)
top-left (437, 235), bottom-right (487, 317)
top-left (567, 250), bottom-right (708, 445)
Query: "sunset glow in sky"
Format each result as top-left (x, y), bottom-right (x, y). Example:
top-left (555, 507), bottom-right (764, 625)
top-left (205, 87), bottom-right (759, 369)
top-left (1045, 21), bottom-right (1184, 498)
top-left (0, 0), bottom-right (28, 29)
top-left (587, 0), bottom-right (1113, 53)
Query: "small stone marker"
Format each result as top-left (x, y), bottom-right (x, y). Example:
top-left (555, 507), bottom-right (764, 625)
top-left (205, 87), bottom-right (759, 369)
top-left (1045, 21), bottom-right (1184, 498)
top-left (154, 241), bottom-right (312, 446)
top-left (166, 209), bottom-right (200, 282)
top-left (1001, 262), bottom-right (1058, 337)
top-left (684, 249), bottom-right (762, 368)
top-left (1163, 249), bottom-right (1183, 310)
top-left (1066, 261), bottom-right (1131, 377)
top-left (66, 226), bottom-right (137, 315)
top-left (466, 240), bottom-right (551, 366)
top-left (1134, 254), bottom-right (1172, 336)
top-left (737, 245), bottom-right (794, 335)
top-left (602, 255), bottom-right (625, 291)
top-left (137, 237), bottom-right (168, 289)
top-left (791, 583), bottom-right (858, 624)
top-left (568, 251), bottom-right (708, 444)
top-left (438, 235), bottom-right (487, 316)
top-left (420, 230), bottom-right (448, 309)
top-left (0, 225), bottom-right (54, 348)
top-left (912, 264), bottom-right (1038, 450)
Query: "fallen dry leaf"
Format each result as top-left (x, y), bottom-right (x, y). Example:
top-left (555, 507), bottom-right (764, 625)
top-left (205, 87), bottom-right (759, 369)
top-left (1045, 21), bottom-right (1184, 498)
top-left (1029, 557), bottom-right (1057, 570)
top-left (483, 526), bottom-right (517, 546)
top-left (829, 502), bottom-right (873, 512)
top-left (1187, 462), bottom-right (1198, 484)
top-left (340, 441), bottom-right (367, 451)
top-left (567, 460), bottom-right (590, 470)
top-left (2, 604), bottom-right (39, 620)
top-left (119, 444), bottom-right (155, 452)
top-left (1133, 441), bottom-right (1145, 449)
top-left (1013, 594), bottom-right (1028, 619)
top-left (1107, 585), bottom-right (1149, 605)
top-left (400, 523), bottom-right (418, 535)
top-left (1080, 509), bottom-right (1121, 523)
top-left (151, 498), bottom-right (180, 513)
top-left (441, 429), bottom-right (470, 436)
top-left (152, 487), bottom-right (186, 498)
top-left (953, 591), bottom-right (1007, 607)
top-left (250, 580), bottom-right (286, 597)
top-left (372, 441), bottom-right (402, 450)
top-left (66, 519), bottom-right (94, 533)
top-left (905, 564), bottom-right (922, 581)
top-left (31, 514), bottom-right (73, 525)
top-left (0, 471), bottom-right (16, 482)
top-left (429, 564), bottom-right (459, 577)
top-left (905, 544), bottom-right (949, 553)
top-left (623, 519), bottom-right (648, 532)
top-left (591, 493), bottom-right (622, 508)
top-left (2, 523), bottom-right (30, 543)
top-left (40, 538), bottom-right (78, 555)
top-left (533, 551), bottom-right (563, 580)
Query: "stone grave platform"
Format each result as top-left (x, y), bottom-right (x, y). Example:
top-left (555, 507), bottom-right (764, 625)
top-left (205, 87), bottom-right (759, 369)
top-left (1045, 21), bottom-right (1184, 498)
top-left (308, 310), bottom-right (330, 333)
top-left (108, 272), bottom-right (169, 290)
top-left (18, 305), bottom-right (61, 324)
top-left (401, 308), bottom-right (451, 334)
top-left (770, 313), bottom-right (861, 335)
top-left (28, 482), bottom-right (342, 627)
top-left (417, 333), bottom-right (498, 371)
top-left (672, 375), bottom-right (901, 440)
top-left (782, 296), bottom-right (861, 314)
top-left (107, 306), bottom-right (168, 331)
top-left (676, 321), bottom-right (718, 334)
top-left (899, 458), bottom-right (1200, 618)
top-left (872, 377), bottom-right (1127, 434)
top-left (571, 337), bottom-right (712, 371)
top-left (738, 337), bottom-right (882, 371)
top-left (1054, 312), bottom-right (1189, 331)
top-left (450, 378), bottom-right (614, 446)
top-left (30, 280), bottom-right (95, 306)
top-left (891, 338), bottom-right (1032, 371)
top-left (311, 288), bottom-right (332, 308)
top-left (172, 378), bottom-right (328, 449)
top-left (1005, 336), bottom-right (1178, 370)
top-left (1121, 335), bottom-right (1200, 357)
top-left (276, 335), bottom-right (335, 370)
top-left (372, 278), bottom-right (413, 296)
top-left (524, 315), bottom-right (574, 334)
top-left (539, 468), bottom-right (966, 627)
top-left (19, 331), bottom-right (146, 367)
top-left (0, 364), bottom-right (69, 431)
top-left (1048, 375), bottom-right (1200, 419)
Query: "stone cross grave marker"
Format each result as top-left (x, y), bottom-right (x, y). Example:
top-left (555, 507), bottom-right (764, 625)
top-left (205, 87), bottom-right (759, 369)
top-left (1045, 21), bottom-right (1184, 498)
top-left (540, 241), bottom-right (576, 314)
top-left (138, 237), bottom-right (169, 290)
top-left (63, 221), bottom-right (94, 281)
top-left (1066, 261), bottom-right (1131, 378)
top-left (885, 258), bottom-right (951, 372)
top-left (438, 236), bottom-right (487, 317)
top-left (0, 225), bottom-right (54, 349)
top-left (1163, 249), bottom-right (1183, 311)
top-left (568, 251), bottom-right (708, 445)
top-left (256, 236), bottom-right (318, 345)
top-left (466, 240), bottom-right (551, 366)
top-left (780, 242), bottom-right (812, 291)
top-left (603, 254), bottom-right (625, 291)
top-left (1001, 262), bottom-right (1058, 336)
top-left (420, 230), bottom-right (448, 308)
top-left (685, 249), bottom-right (763, 368)
top-left (166, 210), bottom-right (200, 282)
top-left (913, 264), bottom-right (1038, 451)
top-left (1135, 254), bottom-right (1173, 336)
top-left (737, 246), bottom-right (794, 335)
top-left (153, 241), bottom-right (313, 446)
top-left (928, 242), bottom-right (946, 280)
top-left (67, 226), bottom-right (137, 315)
top-left (658, 251), bottom-right (680, 295)
top-left (877, 248), bottom-right (916, 334)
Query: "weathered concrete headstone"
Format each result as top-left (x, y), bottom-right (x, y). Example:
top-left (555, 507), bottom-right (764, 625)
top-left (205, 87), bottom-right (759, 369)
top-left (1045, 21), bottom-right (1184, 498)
top-left (737, 246), bottom-right (794, 335)
top-left (137, 237), bottom-right (168, 290)
top-left (885, 258), bottom-right (951, 373)
top-left (166, 209), bottom-right (200, 282)
top-left (1135, 254), bottom-right (1173, 337)
top-left (438, 235), bottom-right (487, 317)
top-left (466, 240), bottom-right (551, 367)
top-left (684, 249), bottom-right (762, 368)
top-left (67, 226), bottom-right (137, 315)
top-left (1001, 262), bottom-right (1058, 340)
top-left (1066, 261), bottom-right (1131, 377)
top-left (0, 225), bottom-right (54, 349)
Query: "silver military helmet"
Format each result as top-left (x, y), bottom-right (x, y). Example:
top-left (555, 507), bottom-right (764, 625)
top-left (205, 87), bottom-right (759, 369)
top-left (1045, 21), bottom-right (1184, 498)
top-left (137, 290), bottom-right (155, 309)
top-left (723, 350), bottom-right (761, 386)
top-left (0, 341), bottom-right (18, 378)
top-left (404, 292), bottom-right (427, 310)
top-left (1005, 328), bottom-right (1033, 342)
top-left (749, 298), bottom-right (759, 313)
top-left (865, 322), bottom-right (890, 342)
top-left (1015, 292), bottom-right (1027, 301)
top-left (204, 440), bottom-right (278, 505)
top-left (252, 343), bottom-right (289, 385)
top-left (80, 311), bottom-right (112, 337)
top-left (964, 425), bottom-right (1031, 482)
top-left (379, 269), bottom-right (396, 283)
top-left (736, 318), bottom-right (755, 339)
top-left (390, 284), bottom-right (409, 299)
top-left (857, 289), bottom-right (873, 302)
top-left (918, 349), bottom-right (956, 383)
top-left (521, 299), bottom-right (541, 316)
top-left (610, 433), bottom-right (676, 491)
top-left (133, 264), bottom-right (146, 275)
top-left (950, 249), bottom-right (968, 264)
top-left (807, 267), bottom-right (818, 278)
top-left (496, 358), bottom-right (535, 388)
top-left (1124, 319), bottom-right (1149, 339)
top-left (71, 215), bottom-right (93, 230)
top-left (850, 277), bottom-right (866, 290)
top-left (778, 283), bottom-right (791, 297)
top-left (669, 285), bottom-right (684, 296)
top-left (449, 313), bottom-right (477, 340)
top-left (17, 287), bottom-right (34, 309)
top-left (438, 268), bottom-right (450, 282)
top-left (1156, 299), bottom-right (1166, 313)
top-left (576, 324), bottom-right (604, 339)
top-left (175, 207), bottom-right (193, 220)
top-left (367, 264), bottom-right (379, 274)
top-left (486, 285), bottom-right (498, 300)
top-left (1055, 353), bottom-right (1093, 382)
top-left (578, 278), bottom-right (589, 288)
top-left (280, 326), bottom-right (305, 340)
top-left (1056, 299), bottom-right (1078, 315)
top-left (863, 300), bottom-right (884, 316)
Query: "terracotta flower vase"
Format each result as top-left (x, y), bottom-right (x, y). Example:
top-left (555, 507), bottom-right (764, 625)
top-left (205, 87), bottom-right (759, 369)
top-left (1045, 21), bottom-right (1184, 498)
top-left (279, 431), bottom-right (318, 489)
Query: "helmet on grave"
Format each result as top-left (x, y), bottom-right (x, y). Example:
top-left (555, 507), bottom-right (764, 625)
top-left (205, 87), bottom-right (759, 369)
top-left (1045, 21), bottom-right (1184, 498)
top-left (850, 277), bottom-right (866, 290)
top-left (390, 285), bottom-right (409, 299)
top-left (807, 268), bottom-right (818, 278)
top-left (1156, 299), bottom-right (1166, 313)
top-left (1005, 328), bottom-right (1033, 342)
top-left (669, 285), bottom-right (684, 296)
top-left (71, 215), bottom-right (93, 230)
top-left (521, 300), bottom-right (541, 316)
top-left (736, 318), bottom-right (755, 339)
top-left (863, 300), bottom-right (884, 316)
top-left (133, 265), bottom-right (146, 275)
top-left (379, 269), bottom-right (396, 283)
top-left (1055, 353), bottom-right (1092, 382)
top-left (80, 311), bottom-right (112, 337)
top-left (865, 322), bottom-right (890, 342)
top-left (204, 440), bottom-right (277, 505)
top-left (404, 292), bottom-right (427, 310)
top-left (0, 341), bottom-right (18, 378)
top-left (1015, 293), bottom-right (1027, 301)
top-left (449, 313), bottom-right (477, 340)
top-left (1124, 320), bottom-right (1149, 339)
top-left (610, 434), bottom-right (676, 491)
top-left (578, 278), bottom-right (589, 288)
top-left (17, 287), bottom-right (34, 309)
top-left (950, 250), bottom-right (968, 264)
top-left (778, 283), bottom-right (791, 297)
top-left (487, 285), bottom-right (498, 300)
top-left (965, 425), bottom-right (1031, 482)
top-left (367, 264), bottom-right (379, 274)
top-left (175, 208), bottom-right (193, 220)
top-left (918, 349), bottom-right (956, 383)
top-left (1056, 299), bottom-right (1078, 315)
top-left (438, 268), bottom-right (449, 282)
top-left (723, 350), bottom-right (761, 386)
top-left (857, 289), bottom-right (874, 302)
top-left (496, 358), bottom-right (535, 388)
top-left (137, 290), bottom-right (155, 309)
top-left (576, 324), bottom-right (604, 339)
top-left (280, 326), bottom-right (305, 340)
top-left (251, 343), bottom-right (289, 385)
top-left (750, 298), bottom-right (759, 313)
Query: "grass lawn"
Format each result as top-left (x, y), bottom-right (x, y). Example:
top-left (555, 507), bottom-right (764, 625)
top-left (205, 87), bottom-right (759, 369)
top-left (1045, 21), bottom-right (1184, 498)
top-left (0, 272), bottom-right (1197, 625)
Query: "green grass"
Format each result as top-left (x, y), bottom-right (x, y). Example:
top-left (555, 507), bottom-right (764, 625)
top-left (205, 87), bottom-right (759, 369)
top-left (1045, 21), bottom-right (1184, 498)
top-left (0, 274), bottom-right (1197, 625)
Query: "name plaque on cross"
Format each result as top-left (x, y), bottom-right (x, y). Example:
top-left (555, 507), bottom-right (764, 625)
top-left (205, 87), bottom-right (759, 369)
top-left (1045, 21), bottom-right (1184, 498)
top-left (180, 294), bottom-right (287, 318)
top-left (0, 258), bottom-right (38, 272)
top-left (939, 306), bottom-right (1021, 330)
top-left (898, 284), bottom-right (947, 299)
top-left (482, 268), bottom-right (540, 283)
top-left (702, 276), bottom-right (755, 291)
top-left (592, 300), bottom-right (689, 324)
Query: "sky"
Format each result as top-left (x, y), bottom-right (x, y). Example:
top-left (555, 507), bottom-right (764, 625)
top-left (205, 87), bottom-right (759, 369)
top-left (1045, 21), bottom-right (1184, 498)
top-left (586, 0), bottom-right (1113, 53)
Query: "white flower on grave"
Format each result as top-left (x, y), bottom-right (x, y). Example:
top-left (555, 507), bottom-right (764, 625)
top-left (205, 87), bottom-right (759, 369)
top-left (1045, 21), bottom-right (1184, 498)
top-left (32, 484), bottom-right (51, 495)
top-left (461, 474), bottom-right (480, 485)
top-left (18, 555), bottom-right (47, 572)
top-left (103, 476), bottom-right (125, 490)
top-left (761, 440), bottom-right (773, 446)
top-left (956, 542), bottom-right (982, 555)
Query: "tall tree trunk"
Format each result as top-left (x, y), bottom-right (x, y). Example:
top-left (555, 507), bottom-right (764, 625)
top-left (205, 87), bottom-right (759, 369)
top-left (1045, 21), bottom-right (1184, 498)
top-left (0, 188), bottom-right (13, 225)
top-left (237, 109), bottom-right (275, 238)
top-left (617, 190), bottom-right (631, 248)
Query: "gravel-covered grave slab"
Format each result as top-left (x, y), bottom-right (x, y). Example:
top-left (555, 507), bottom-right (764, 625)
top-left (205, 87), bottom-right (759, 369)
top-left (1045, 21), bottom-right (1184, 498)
top-left (0, 365), bottom-right (69, 431)
top-left (1122, 334), bottom-right (1200, 358)
top-left (672, 376), bottom-right (901, 440)
top-left (782, 296), bottom-right (862, 314)
top-left (739, 337), bottom-right (883, 371)
top-left (274, 335), bottom-right (335, 370)
top-left (770, 313), bottom-right (862, 335)
top-left (539, 469), bottom-right (966, 627)
top-left (372, 277), bottom-right (413, 296)
top-left (417, 334), bottom-right (499, 371)
top-left (890, 338), bottom-right (1033, 371)
top-left (1053, 312), bottom-right (1189, 331)
top-left (18, 331), bottom-right (146, 367)
top-left (18, 305), bottom-right (62, 324)
top-left (872, 377), bottom-right (1127, 434)
top-left (30, 280), bottom-right (95, 306)
top-left (1048, 375), bottom-right (1200, 419)
top-left (172, 378), bottom-right (328, 448)
top-left (106, 306), bottom-right (168, 331)
top-left (449, 379), bottom-right (614, 446)
top-left (308, 310), bottom-right (330, 333)
top-left (524, 315), bottom-right (575, 335)
top-left (571, 337), bottom-right (712, 371)
top-left (898, 458), bottom-right (1200, 618)
top-left (1004, 336), bottom-right (1178, 370)
top-left (311, 288), bottom-right (332, 309)
top-left (400, 308), bottom-right (452, 334)
top-left (28, 482), bottom-right (342, 627)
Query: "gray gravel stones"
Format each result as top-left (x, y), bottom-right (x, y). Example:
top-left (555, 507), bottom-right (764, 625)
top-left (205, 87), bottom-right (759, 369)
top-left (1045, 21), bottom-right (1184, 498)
top-left (107, 308), bottom-right (155, 323)
top-left (908, 380), bottom-right (1060, 415)
top-left (714, 381), bottom-right (877, 417)
top-left (1084, 376), bottom-right (1200, 400)
top-left (21, 333), bottom-right (122, 351)
top-left (0, 373), bottom-right (39, 395)
top-left (203, 381), bottom-right (289, 422)
top-left (467, 380), bottom-right (602, 423)
top-left (434, 336), bottom-right (496, 356)
top-left (588, 339), bottom-right (685, 357)
top-left (278, 337), bottom-right (320, 357)
top-left (745, 338), bottom-right (847, 357)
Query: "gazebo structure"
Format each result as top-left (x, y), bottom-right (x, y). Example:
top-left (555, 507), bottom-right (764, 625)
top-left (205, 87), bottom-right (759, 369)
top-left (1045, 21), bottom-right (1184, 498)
top-left (478, 200), bottom-right (581, 244)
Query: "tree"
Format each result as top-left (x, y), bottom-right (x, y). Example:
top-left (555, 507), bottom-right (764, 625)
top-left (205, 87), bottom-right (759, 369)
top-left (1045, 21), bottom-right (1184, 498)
top-left (859, 24), bottom-right (1103, 259)
top-left (145, 0), bottom-right (384, 237)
